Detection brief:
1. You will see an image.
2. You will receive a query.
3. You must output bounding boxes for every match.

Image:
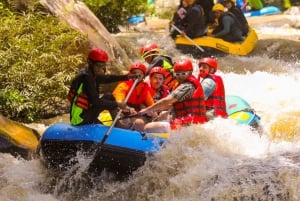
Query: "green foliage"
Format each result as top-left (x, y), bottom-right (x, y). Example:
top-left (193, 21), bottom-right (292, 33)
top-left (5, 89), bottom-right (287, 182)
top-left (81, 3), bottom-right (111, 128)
top-left (82, 0), bottom-right (147, 33)
top-left (0, 3), bottom-right (89, 122)
top-left (0, 0), bottom-right (42, 12)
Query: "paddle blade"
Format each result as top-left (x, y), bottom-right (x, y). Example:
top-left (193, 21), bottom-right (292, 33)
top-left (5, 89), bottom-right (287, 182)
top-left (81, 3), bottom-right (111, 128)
top-left (0, 115), bottom-right (40, 150)
top-left (151, 132), bottom-right (170, 139)
top-left (98, 110), bottom-right (113, 126)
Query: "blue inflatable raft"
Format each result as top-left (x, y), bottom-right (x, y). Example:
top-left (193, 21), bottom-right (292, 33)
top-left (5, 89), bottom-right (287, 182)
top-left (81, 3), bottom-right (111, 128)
top-left (244, 6), bottom-right (281, 17)
top-left (37, 95), bottom-right (261, 178)
top-left (37, 123), bottom-right (165, 178)
top-left (226, 95), bottom-right (261, 129)
top-left (127, 14), bottom-right (145, 24)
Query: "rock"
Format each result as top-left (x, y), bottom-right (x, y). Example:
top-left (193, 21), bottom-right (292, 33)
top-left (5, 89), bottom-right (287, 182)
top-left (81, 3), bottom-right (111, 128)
top-left (40, 0), bottom-right (131, 71)
top-left (40, 97), bottom-right (69, 119)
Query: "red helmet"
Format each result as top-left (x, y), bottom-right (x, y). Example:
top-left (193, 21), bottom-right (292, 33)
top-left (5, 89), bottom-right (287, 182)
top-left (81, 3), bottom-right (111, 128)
top-left (149, 67), bottom-right (166, 78)
top-left (129, 62), bottom-right (147, 75)
top-left (88, 48), bottom-right (109, 62)
top-left (198, 57), bottom-right (218, 71)
top-left (140, 43), bottom-right (159, 57)
top-left (174, 59), bottom-right (193, 72)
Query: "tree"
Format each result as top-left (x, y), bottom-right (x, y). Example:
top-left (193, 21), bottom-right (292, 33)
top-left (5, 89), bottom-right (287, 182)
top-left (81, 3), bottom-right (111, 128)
top-left (0, 2), bottom-right (89, 122)
top-left (82, 0), bottom-right (147, 33)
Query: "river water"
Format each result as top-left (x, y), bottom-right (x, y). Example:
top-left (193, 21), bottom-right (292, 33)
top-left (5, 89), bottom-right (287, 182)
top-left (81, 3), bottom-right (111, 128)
top-left (1, 14), bottom-right (300, 201)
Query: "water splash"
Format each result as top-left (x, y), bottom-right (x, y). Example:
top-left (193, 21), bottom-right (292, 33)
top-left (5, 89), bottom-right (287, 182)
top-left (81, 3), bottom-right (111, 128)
top-left (71, 122), bottom-right (300, 201)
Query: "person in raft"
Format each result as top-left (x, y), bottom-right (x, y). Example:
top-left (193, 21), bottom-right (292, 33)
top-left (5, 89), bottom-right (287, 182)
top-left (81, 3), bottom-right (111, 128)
top-left (68, 48), bottom-right (135, 126)
top-left (148, 66), bottom-right (170, 121)
top-left (138, 58), bottom-right (207, 133)
top-left (198, 57), bottom-right (227, 120)
top-left (112, 62), bottom-right (155, 132)
top-left (140, 43), bottom-right (178, 91)
top-left (209, 3), bottom-right (244, 42)
top-left (224, 0), bottom-right (249, 37)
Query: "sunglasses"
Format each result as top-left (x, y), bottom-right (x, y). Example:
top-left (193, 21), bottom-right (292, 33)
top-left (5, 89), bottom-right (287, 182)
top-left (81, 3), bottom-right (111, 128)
top-left (173, 72), bottom-right (190, 76)
top-left (131, 72), bottom-right (144, 79)
top-left (94, 62), bottom-right (107, 68)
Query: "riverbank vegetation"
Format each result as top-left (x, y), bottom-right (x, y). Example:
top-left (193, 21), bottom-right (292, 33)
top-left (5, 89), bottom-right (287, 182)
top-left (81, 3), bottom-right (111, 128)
top-left (0, 1), bottom-right (89, 122)
top-left (0, 0), bottom-right (151, 123)
top-left (82, 0), bottom-right (147, 33)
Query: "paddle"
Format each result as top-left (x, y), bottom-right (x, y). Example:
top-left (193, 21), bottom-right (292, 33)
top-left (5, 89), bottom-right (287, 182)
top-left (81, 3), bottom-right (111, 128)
top-left (100, 78), bottom-right (139, 145)
top-left (120, 113), bottom-right (153, 120)
top-left (141, 132), bottom-right (170, 139)
top-left (100, 113), bottom-right (145, 123)
top-left (171, 24), bottom-right (205, 52)
top-left (0, 114), bottom-right (40, 151)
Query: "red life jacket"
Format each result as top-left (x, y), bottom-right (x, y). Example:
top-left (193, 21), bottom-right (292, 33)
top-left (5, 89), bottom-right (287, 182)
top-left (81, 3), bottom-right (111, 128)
top-left (125, 80), bottom-right (151, 111)
top-left (205, 74), bottom-right (227, 118)
top-left (164, 70), bottom-right (178, 92)
top-left (74, 91), bottom-right (89, 110)
top-left (148, 83), bottom-right (169, 102)
top-left (171, 75), bottom-right (207, 130)
top-left (67, 72), bottom-right (90, 110)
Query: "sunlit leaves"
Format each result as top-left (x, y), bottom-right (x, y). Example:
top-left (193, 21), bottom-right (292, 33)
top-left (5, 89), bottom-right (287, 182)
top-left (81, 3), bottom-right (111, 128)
top-left (82, 0), bottom-right (147, 33)
top-left (0, 4), bottom-right (89, 122)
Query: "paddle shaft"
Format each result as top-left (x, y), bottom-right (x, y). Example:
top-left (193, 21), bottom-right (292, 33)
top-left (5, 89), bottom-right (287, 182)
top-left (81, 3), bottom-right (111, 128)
top-left (100, 78), bottom-right (139, 145)
top-left (172, 24), bottom-right (205, 52)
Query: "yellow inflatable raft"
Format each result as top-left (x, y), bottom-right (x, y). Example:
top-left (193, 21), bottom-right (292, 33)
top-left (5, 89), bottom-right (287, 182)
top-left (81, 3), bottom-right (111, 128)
top-left (175, 26), bottom-right (258, 56)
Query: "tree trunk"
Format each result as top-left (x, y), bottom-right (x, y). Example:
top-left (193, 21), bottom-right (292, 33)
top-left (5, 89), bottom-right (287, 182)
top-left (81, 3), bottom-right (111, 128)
top-left (40, 0), bottom-right (131, 72)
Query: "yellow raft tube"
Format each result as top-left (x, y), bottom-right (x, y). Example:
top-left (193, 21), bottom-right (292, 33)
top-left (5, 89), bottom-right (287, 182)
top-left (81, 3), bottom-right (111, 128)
top-left (175, 26), bottom-right (258, 56)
